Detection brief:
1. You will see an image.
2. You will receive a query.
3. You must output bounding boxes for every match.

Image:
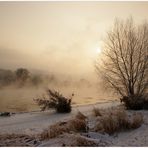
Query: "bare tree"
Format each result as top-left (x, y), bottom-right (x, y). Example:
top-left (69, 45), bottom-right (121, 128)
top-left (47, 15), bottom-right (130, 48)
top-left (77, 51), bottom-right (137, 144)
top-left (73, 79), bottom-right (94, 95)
top-left (96, 18), bottom-right (148, 109)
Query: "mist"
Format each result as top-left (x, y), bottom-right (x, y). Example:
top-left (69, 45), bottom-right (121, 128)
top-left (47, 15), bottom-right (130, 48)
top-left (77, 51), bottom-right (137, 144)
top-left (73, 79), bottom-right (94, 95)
top-left (0, 68), bottom-right (114, 112)
top-left (0, 1), bottom-right (148, 112)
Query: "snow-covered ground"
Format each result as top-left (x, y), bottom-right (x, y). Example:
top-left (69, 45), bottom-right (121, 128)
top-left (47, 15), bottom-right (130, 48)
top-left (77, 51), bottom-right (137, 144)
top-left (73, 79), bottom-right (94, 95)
top-left (111, 110), bottom-right (148, 147)
top-left (0, 101), bottom-right (118, 134)
top-left (38, 110), bottom-right (148, 147)
top-left (0, 101), bottom-right (148, 147)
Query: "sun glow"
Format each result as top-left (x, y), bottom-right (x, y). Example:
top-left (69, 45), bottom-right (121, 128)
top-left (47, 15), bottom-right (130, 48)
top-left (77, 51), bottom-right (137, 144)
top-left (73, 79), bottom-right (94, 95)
top-left (96, 47), bottom-right (102, 54)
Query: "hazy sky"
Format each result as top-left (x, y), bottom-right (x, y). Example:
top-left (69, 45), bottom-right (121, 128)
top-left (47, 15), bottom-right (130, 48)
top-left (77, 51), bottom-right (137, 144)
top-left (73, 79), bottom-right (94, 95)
top-left (0, 1), bottom-right (148, 78)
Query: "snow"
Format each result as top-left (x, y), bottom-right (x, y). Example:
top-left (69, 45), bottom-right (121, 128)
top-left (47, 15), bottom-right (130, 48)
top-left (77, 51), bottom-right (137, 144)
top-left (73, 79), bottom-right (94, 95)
top-left (0, 101), bottom-right (118, 134)
top-left (0, 101), bottom-right (148, 146)
top-left (111, 110), bottom-right (148, 146)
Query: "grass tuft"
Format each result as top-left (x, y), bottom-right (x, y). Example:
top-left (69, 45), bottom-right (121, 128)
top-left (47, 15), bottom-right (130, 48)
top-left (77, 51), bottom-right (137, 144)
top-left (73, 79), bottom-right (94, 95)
top-left (40, 118), bottom-right (87, 139)
top-left (94, 109), bottom-right (143, 135)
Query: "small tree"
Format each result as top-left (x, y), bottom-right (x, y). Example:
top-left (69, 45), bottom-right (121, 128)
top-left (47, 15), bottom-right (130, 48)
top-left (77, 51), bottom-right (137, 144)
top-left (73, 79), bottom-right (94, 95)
top-left (96, 17), bottom-right (148, 110)
top-left (15, 68), bottom-right (30, 85)
top-left (34, 89), bottom-right (73, 113)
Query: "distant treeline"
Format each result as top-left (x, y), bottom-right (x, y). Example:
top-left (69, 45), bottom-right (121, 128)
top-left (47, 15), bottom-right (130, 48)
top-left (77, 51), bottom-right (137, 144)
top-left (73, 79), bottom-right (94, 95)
top-left (0, 68), bottom-right (92, 88)
top-left (0, 68), bottom-right (55, 88)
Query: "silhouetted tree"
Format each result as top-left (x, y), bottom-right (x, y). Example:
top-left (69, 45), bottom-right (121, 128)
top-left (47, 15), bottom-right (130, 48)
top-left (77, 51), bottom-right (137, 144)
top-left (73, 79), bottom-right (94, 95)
top-left (96, 18), bottom-right (148, 109)
top-left (15, 68), bottom-right (29, 84)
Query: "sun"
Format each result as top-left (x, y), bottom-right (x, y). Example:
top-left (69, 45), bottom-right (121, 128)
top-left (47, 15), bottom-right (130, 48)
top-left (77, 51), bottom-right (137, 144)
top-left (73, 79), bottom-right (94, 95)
top-left (96, 47), bottom-right (102, 54)
top-left (89, 45), bottom-right (102, 58)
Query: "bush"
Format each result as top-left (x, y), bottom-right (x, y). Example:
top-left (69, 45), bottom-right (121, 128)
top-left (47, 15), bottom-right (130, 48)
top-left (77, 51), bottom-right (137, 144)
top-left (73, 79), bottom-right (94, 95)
top-left (40, 121), bottom-right (70, 139)
top-left (40, 118), bottom-right (87, 139)
top-left (34, 89), bottom-right (72, 113)
top-left (120, 95), bottom-right (148, 110)
top-left (94, 109), bottom-right (143, 135)
top-left (97, 114), bottom-right (119, 135)
top-left (69, 119), bottom-right (87, 132)
top-left (115, 110), bottom-right (130, 129)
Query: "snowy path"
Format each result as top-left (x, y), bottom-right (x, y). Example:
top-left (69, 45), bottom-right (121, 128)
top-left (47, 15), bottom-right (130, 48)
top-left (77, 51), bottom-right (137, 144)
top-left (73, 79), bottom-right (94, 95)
top-left (0, 101), bottom-right (118, 134)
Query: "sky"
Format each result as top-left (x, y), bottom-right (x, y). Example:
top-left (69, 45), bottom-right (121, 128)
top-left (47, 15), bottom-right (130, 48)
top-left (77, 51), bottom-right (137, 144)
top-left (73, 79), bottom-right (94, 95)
top-left (0, 1), bottom-right (148, 79)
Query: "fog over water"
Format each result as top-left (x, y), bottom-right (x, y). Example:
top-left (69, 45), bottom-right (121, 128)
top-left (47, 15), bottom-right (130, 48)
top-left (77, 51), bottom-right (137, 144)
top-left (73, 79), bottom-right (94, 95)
top-left (0, 79), bottom-right (116, 112)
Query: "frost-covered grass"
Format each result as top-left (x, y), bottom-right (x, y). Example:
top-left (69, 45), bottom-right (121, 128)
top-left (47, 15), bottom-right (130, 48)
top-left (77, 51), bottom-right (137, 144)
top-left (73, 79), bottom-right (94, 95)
top-left (40, 117), bottom-right (87, 139)
top-left (0, 104), bottom-right (147, 146)
top-left (94, 108), bottom-right (143, 135)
